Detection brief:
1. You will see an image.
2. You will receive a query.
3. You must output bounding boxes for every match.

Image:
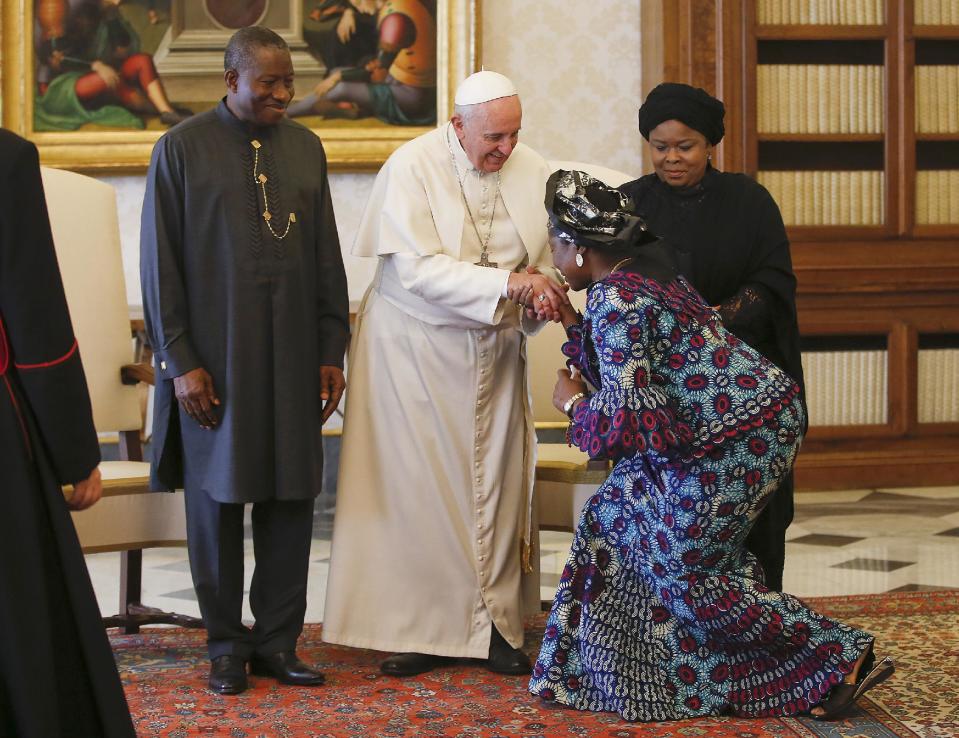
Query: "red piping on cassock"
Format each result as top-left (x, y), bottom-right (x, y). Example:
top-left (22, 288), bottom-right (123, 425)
top-left (14, 338), bottom-right (78, 370)
top-left (0, 316), bottom-right (8, 376)
top-left (2, 374), bottom-right (32, 458)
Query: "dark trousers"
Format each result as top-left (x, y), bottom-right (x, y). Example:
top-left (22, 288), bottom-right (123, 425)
top-left (745, 472), bottom-right (795, 591)
top-left (184, 487), bottom-right (315, 660)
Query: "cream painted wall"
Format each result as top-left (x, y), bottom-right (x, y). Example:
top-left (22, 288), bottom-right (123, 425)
top-left (107, 172), bottom-right (377, 308)
top-left (102, 0), bottom-right (643, 308)
top-left (481, 1), bottom-right (643, 173)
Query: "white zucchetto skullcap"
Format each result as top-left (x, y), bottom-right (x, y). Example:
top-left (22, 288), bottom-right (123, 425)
top-left (454, 71), bottom-right (517, 106)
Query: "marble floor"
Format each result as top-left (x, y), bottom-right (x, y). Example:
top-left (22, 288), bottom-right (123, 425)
top-left (84, 485), bottom-right (959, 626)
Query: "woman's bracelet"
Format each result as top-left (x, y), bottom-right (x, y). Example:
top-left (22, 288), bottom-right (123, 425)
top-left (563, 391), bottom-right (587, 419)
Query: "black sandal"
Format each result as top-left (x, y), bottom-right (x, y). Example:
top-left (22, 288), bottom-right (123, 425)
top-left (811, 648), bottom-right (895, 721)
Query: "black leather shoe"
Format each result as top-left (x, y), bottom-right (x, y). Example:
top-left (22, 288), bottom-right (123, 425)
top-left (250, 651), bottom-right (325, 686)
top-left (487, 627), bottom-right (531, 675)
top-left (380, 652), bottom-right (455, 677)
top-left (208, 655), bottom-right (248, 694)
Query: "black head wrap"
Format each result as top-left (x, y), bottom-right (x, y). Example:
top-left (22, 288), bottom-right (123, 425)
top-left (545, 170), bottom-right (658, 251)
top-left (638, 82), bottom-right (725, 145)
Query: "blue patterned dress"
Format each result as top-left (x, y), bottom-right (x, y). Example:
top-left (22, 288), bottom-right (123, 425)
top-left (528, 271), bottom-right (872, 720)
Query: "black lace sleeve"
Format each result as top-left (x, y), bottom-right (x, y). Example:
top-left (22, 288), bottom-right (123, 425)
top-left (717, 283), bottom-right (775, 348)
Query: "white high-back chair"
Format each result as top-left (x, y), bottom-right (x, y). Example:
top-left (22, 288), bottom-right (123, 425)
top-left (41, 166), bottom-right (199, 633)
top-left (530, 162), bottom-right (635, 581)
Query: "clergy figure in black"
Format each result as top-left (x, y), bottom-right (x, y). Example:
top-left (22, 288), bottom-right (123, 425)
top-left (140, 27), bottom-right (349, 695)
top-left (0, 129), bottom-right (136, 737)
top-left (620, 83), bottom-right (806, 591)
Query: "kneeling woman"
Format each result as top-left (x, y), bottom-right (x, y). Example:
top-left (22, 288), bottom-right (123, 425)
top-left (528, 170), bottom-right (893, 721)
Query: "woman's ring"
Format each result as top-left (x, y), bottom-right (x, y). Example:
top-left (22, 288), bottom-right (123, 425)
top-left (538, 294), bottom-right (547, 302)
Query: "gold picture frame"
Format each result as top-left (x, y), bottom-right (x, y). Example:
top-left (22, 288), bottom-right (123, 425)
top-left (1, 0), bottom-right (479, 172)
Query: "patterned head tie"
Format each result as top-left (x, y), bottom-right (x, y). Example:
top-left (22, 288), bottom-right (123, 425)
top-left (638, 82), bottom-right (725, 145)
top-left (545, 169), bottom-right (659, 251)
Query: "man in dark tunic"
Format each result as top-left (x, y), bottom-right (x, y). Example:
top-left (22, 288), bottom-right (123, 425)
top-left (0, 128), bottom-right (136, 737)
top-left (620, 83), bottom-right (806, 592)
top-left (140, 26), bottom-right (349, 695)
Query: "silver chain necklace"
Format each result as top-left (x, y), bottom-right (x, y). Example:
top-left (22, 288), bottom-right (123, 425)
top-left (446, 123), bottom-right (500, 268)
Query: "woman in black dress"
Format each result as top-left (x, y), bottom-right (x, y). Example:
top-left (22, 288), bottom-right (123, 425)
top-left (620, 83), bottom-right (804, 591)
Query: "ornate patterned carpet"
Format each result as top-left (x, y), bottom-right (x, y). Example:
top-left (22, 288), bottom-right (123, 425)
top-left (111, 591), bottom-right (957, 737)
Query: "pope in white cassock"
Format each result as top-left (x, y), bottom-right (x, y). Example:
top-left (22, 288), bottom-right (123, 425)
top-left (322, 71), bottom-right (569, 677)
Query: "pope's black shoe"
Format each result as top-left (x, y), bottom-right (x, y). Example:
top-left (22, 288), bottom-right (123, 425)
top-left (208, 655), bottom-right (248, 694)
top-left (380, 652), bottom-right (455, 677)
top-left (486, 627), bottom-right (531, 675)
top-left (250, 651), bottom-right (326, 686)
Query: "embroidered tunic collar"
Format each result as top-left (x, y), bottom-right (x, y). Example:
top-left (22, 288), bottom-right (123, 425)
top-left (215, 97), bottom-right (276, 138)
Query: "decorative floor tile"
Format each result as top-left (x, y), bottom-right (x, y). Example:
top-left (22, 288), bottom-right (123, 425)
top-left (885, 583), bottom-right (956, 592)
top-left (150, 559), bottom-right (193, 572)
top-left (875, 485), bottom-right (959, 499)
top-left (789, 533), bottom-right (866, 547)
top-left (85, 485), bottom-right (959, 623)
top-left (858, 491), bottom-right (959, 515)
top-left (793, 489), bottom-right (874, 505)
top-left (832, 557), bottom-right (915, 573)
top-left (792, 513), bottom-right (944, 538)
top-left (159, 587), bottom-right (201, 601)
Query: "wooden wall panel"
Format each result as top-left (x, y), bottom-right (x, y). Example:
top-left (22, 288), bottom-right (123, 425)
top-left (642, 0), bottom-right (959, 491)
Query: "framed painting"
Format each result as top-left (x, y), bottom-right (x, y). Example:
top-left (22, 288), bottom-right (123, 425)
top-left (1, 0), bottom-right (478, 172)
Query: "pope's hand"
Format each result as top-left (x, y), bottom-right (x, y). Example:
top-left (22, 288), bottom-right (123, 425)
top-left (173, 367), bottom-right (220, 429)
top-left (506, 271), bottom-right (569, 322)
top-left (519, 266), bottom-right (574, 323)
top-left (507, 274), bottom-right (535, 308)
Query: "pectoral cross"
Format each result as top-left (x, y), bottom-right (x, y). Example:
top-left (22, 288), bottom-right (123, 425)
top-left (475, 251), bottom-right (498, 268)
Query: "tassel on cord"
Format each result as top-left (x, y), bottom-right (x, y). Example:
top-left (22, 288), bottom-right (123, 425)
top-left (522, 538), bottom-right (534, 574)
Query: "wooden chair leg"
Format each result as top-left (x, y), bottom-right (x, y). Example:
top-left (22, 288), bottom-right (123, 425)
top-left (119, 549), bottom-right (142, 634)
top-left (118, 429), bottom-right (143, 463)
